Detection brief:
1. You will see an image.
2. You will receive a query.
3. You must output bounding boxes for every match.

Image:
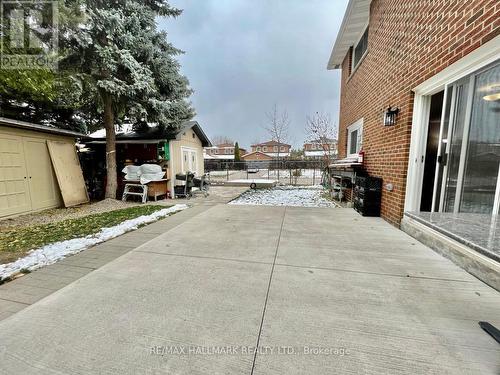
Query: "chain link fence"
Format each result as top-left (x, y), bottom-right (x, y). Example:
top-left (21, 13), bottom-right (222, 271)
top-left (205, 160), bottom-right (329, 186)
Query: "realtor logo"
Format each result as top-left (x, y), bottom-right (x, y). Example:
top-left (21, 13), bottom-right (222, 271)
top-left (0, 0), bottom-right (58, 70)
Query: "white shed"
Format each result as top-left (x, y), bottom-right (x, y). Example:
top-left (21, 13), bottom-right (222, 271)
top-left (0, 117), bottom-right (86, 218)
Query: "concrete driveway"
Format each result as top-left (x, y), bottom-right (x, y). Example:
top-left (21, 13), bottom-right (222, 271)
top-left (0, 205), bottom-right (499, 374)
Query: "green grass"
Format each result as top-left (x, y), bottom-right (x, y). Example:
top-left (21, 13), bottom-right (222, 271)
top-left (0, 205), bottom-right (167, 265)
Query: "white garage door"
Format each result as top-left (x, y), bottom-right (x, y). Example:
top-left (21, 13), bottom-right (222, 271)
top-left (0, 134), bottom-right (32, 217)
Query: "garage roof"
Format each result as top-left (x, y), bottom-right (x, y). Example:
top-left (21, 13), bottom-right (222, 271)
top-left (327, 0), bottom-right (371, 69)
top-left (0, 117), bottom-right (85, 138)
top-left (85, 120), bottom-right (212, 147)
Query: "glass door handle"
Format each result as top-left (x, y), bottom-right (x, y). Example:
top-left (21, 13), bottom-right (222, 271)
top-left (437, 153), bottom-right (448, 166)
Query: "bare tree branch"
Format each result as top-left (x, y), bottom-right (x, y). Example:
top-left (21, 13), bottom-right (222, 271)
top-left (211, 135), bottom-right (234, 146)
top-left (264, 104), bottom-right (291, 179)
top-left (305, 112), bottom-right (338, 166)
top-left (265, 104), bottom-right (290, 145)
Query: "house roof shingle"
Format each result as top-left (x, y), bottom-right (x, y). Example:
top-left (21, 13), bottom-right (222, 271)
top-left (251, 140), bottom-right (291, 147)
top-left (0, 117), bottom-right (85, 138)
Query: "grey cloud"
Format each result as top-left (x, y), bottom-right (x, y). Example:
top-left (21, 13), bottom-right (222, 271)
top-left (159, 0), bottom-right (347, 148)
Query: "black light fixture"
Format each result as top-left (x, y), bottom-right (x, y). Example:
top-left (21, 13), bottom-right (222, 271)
top-left (383, 106), bottom-right (400, 126)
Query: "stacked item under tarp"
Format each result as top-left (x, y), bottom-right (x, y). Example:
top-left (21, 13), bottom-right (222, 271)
top-left (122, 164), bottom-right (165, 184)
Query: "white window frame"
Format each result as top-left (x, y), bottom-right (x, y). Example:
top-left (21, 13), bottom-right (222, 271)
top-left (347, 118), bottom-right (363, 157)
top-left (404, 36), bottom-right (500, 213)
top-left (351, 23), bottom-right (369, 73)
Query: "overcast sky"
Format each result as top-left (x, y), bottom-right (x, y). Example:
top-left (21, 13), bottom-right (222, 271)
top-left (159, 0), bottom-right (348, 149)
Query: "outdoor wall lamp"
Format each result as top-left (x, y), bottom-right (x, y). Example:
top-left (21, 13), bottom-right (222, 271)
top-left (383, 106), bottom-right (400, 126)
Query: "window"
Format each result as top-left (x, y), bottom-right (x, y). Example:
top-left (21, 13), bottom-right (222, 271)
top-left (347, 119), bottom-right (363, 156)
top-left (352, 26), bottom-right (369, 71)
top-left (274, 146), bottom-right (278, 152)
top-left (280, 146), bottom-right (285, 152)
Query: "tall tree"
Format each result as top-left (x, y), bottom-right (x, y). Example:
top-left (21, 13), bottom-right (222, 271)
top-left (0, 1), bottom-right (86, 130)
top-left (264, 104), bottom-right (290, 179)
top-left (234, 142), bottom-right (241, 162)
top-left (66, 0), bottom-right (194, 198)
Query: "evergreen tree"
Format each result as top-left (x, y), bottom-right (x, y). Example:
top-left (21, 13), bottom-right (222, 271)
top-left (66, 0), bottom-right (194, 198)
top-left (234, 142), bottom-right (241, 162)
top-left (0, 1), bottom-right (86, 130)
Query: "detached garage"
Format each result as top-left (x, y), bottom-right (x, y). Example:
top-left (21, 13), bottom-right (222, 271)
top-left (84, 121), bottom-right (211, 199)
top-left (0, 117), bottom-right (87, 218)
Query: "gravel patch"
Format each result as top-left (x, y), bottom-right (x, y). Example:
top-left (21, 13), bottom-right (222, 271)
top-left (0, 186), bottom-right (247, 230)
top-left (229, 186), bottom-right (335, 208)
top-left (0, 199), bottom-right (172, 230)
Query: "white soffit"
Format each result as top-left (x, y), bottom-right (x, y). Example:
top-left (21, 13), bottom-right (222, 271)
top-left (327, 0), bottom-right (371, 70)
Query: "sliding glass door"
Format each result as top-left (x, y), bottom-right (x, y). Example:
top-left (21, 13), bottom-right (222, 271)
top-left (442, 78), bottom-right (470, 212)
top-left (433, 61), bottom-right (500, 215)
top-left (461, 65), bottom-right (500, 213)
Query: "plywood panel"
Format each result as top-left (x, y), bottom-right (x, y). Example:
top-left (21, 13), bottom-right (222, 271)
top-left (0, 133), bottom-right (31, 217)
top-left (24, 138), bottom-right (61, 210)
top-left (47, 140), bottom-right (89, 207)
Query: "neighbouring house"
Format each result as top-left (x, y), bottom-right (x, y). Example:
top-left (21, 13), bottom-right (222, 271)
top-left (84, 121), bottom-right (211, 199)
top-left (250, 140), bottom-right (291, 158)
top-left (204, 143), bottom-right (247, 161)
top-left (303, 138), bottom-right (338, 160)
top-left (241, 151), bottom-right (274, 161)
top-left (0, 117), bottom-right (87, 218)
top-left (328, 0), bottom-right (500, 288)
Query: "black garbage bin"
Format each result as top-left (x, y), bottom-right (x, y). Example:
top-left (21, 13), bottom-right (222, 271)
top-left (353, 176), bottom-right (382, 217)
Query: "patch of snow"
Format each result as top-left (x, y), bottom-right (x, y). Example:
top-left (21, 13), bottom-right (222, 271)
top-left (268, 169), bottom-right (323, 179)
top-left (208, 170), bottom-right (239, 177)
top-left (229, 186), bottom-right (335, 208)
top-left (230, 179), bottom-right (277, 184)
top-left (88, 128), bottom-right (106, 138)
top-left (88, 123), bottom-right (137, 138)
top-left (0, 204), bottom-right (189, 280)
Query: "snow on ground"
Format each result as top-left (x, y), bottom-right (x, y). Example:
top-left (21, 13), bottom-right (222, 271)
top-left (230, 179), bottom-right (277, 184)
top-left (0, 204), bottom-right (189, 280)
top-left (268, 169), bottom-right (321, 179)
top-left (229, 186), bottom-right (335, 208)
top-left (207, 170), bottom-right (239, 177)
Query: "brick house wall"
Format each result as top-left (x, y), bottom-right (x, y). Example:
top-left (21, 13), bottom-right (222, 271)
top-left (338, 0), bottom-right (500, 226)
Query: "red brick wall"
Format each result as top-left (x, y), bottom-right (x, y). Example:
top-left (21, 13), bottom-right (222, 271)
top-left (338, 0), bottom-right (500, 226)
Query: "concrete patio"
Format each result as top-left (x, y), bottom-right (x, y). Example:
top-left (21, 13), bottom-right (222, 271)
top-left (0, 205), bottom-right (499, 374)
